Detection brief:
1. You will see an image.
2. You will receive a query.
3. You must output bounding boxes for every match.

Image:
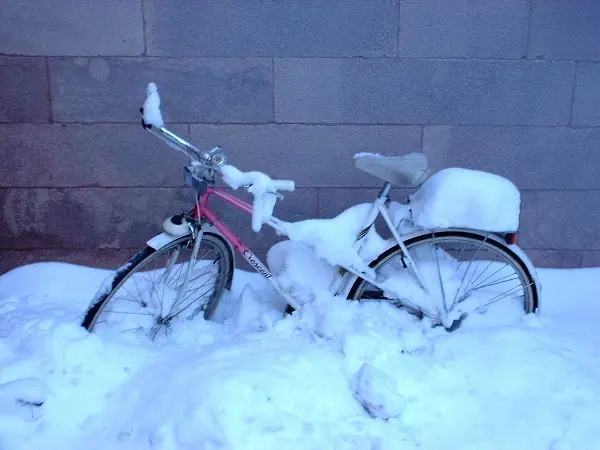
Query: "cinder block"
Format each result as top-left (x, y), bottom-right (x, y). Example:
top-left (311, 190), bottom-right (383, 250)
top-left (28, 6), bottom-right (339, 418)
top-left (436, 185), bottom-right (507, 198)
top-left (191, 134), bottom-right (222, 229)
top-left (0, 0), bottom-right (143, 56)
top-left (423, 126), bottom-right (600, 190)
top-left (0, 188), bottom-right (189, 250)
top-left (0, 124), bottom-right (188, 187)
top-left (0, 187), bottom-right (317, 251)
top-left (49, 58), bottom-right (273, 123)
top-left (318, 188), bottom-right (399, 219)
top-left (528, 0), bottom-right (600, 61)
top-left (519, 191), bottom-right (600, 251)
top-left (398, 0), bottom-right (528, 58)
top-left (572, 63), bottom-right (600, 126)
top-left (0, 249), bottom-right (135, 275)
top-left (190, 124), bottom-right (422, 188)
top-left (145, 0), bottom-right (396, 57)
top-left (0, 57), bottom-right (50, 123)
top-left (275, 59), bottom-right (573, 126)
top-left (581, 251), bottom-right (600, 268)
top-left (524, 250), bottom-right (582, 269)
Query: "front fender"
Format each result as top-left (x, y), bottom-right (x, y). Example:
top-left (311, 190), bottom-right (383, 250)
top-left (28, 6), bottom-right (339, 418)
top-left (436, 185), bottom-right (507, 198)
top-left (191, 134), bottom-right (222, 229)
top-left (147, 232), bottom-right (183, 250)
top-left (146, 223), bottom-right (233, 255)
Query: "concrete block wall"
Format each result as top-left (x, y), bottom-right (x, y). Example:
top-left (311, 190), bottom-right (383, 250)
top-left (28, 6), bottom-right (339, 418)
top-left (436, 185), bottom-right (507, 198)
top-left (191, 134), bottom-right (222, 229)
top-left (2, 0), bottom-right (600, 273)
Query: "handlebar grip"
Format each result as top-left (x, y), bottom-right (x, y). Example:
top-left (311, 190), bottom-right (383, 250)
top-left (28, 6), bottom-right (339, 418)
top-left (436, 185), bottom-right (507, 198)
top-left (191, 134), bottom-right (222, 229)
top-left (271, 180), bottom-right (295, 192)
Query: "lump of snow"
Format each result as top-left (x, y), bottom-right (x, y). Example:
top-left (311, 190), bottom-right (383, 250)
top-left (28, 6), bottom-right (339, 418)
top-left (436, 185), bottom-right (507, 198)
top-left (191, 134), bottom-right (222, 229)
top-left (142, 82), bottom-right (164, 128)
top-left (230, 284), bottom-right (282, 333)
top-left (220, 164), bottom-right (294, 232)
top-left (352, 363), bottom-right (406, 420)
top-left (282, 204), bottom-right (376, 272)
top-left (409, 168), bottom-right (520, 232)
top-left (267, 240), bottom-right (337, 303)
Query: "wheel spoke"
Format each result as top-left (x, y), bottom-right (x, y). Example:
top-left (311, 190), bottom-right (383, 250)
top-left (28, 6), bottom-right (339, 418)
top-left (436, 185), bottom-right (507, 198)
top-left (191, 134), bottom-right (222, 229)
top-left (475, 282), bottom-right (533, 311)
top-left (87, 235), bottom-right (230, 338)
top-left (350, 233), bottom-right (534, 325)
top-left (169, 282), bottom-right (218, 319)
top-left (464, 274), bottom-right (521, 294)
top-left (430, 241), bottom-right (447, 312)
top-left (451, 237), bottom-right (487, 307)
top-left (167, 259), bottom-right (218, 315)
top-left (103, 310), bottom-right (153, 316)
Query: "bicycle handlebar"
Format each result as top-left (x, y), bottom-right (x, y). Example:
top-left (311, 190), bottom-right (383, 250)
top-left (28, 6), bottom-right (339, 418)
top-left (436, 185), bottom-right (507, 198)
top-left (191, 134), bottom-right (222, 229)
top-left (141, 117), bottom-right (209, 162)
top-left (270, 180), bottom-right (295, 192)
top-left (144, 120), bottom-right (295, 197)
top-left (141, 83), bottom-right (295, 231)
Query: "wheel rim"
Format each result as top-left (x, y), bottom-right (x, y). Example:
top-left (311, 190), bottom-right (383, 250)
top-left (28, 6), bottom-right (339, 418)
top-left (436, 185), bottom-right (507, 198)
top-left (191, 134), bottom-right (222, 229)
top-left (93, 238), bottom-right (227, 340)
top-left (352, 234), bottom-right (534, 324)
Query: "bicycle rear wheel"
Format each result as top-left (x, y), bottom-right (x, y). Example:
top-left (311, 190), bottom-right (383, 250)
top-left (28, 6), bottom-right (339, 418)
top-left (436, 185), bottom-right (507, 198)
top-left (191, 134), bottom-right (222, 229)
top-left (82, 233), bottom-right (234, 340)
top-left (348, 230), bottom-right (538, 326)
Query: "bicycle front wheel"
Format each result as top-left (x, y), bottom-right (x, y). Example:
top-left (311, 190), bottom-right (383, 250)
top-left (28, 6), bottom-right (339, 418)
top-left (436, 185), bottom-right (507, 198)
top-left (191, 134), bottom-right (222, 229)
top-left (348, 230), bottom-right (538, 325)
top-left (82, 233), bottom-right (234, 340)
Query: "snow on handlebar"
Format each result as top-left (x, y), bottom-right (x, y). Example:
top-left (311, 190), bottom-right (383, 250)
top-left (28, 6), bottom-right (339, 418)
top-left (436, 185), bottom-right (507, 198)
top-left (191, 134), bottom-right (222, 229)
top-left (142, 83), bottom-right (165, 129)
top-left (140, 82), bottom-right (294, 232)
top-left (220, 165), bottom-right (295, 232)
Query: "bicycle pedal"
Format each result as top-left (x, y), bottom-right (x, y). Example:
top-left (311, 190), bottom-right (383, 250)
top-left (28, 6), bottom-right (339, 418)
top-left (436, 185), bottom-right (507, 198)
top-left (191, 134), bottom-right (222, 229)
top-left (163, 214), bottom-right (190, 236)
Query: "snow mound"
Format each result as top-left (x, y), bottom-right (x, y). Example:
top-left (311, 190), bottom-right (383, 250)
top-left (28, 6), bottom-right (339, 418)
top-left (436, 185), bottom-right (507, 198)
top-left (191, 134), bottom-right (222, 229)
top-left (1, 258), bottom-right (600, 449)
top-left (282, 203), bottom-right (380, 273)
top-left (352, 363), bottom-right (406, 420)
top-left (410, 168), bottom-right (520, 232)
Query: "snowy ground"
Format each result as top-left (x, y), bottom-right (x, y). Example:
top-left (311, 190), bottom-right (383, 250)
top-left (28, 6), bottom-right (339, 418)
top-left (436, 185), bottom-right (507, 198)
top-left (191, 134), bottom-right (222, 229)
top-left (0, 260), bottom-right (599, 450)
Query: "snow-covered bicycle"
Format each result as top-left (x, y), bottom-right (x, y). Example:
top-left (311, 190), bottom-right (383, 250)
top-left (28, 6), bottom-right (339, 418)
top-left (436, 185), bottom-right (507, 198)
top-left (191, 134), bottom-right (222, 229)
top-left (81, 84), bottom-right (540, 340)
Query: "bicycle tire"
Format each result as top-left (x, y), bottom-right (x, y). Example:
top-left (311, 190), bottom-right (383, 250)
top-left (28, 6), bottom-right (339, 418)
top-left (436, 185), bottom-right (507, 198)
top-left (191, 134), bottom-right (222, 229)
top-left (348, 230), bottom-right (538, 321)
top-left (82, 233), bottom-right (234, 338)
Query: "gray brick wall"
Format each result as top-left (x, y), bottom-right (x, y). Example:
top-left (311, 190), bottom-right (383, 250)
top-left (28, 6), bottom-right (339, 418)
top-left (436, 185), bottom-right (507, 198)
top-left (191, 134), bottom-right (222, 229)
top-left (2, 0), bottom-right (600, 273)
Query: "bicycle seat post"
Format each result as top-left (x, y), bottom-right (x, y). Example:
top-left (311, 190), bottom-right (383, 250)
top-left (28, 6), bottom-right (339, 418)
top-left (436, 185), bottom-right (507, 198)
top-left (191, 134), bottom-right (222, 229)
top-left (378, 182), bottom-right (392, 201)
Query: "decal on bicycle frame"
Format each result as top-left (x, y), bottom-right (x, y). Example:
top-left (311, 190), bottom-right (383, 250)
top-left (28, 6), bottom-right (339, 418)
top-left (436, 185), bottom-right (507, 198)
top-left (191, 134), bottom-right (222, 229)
top-left (355, 220), bottom-right (376, 242)
top-left (242, 250), bottom-right (273, 279)
top-left (336, 222), bottom-right (376, 276)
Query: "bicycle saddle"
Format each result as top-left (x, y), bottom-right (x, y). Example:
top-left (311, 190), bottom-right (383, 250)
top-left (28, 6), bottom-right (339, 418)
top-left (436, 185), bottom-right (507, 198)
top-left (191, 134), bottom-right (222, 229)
top-left (354, 152), bottom-right (429, 188)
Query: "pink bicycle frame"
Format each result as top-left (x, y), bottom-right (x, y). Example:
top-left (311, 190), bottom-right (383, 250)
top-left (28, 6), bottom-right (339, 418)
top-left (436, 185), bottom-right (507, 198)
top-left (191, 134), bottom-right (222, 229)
top-left (192, 186), bottom-right (279, 281)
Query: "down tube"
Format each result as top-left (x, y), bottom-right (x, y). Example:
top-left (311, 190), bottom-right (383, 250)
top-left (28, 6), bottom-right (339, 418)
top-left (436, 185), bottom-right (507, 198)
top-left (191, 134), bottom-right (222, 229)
top-left (199, 208), bottom-right (272, 279)
top-left (196, 204), bottom-right (302, 310)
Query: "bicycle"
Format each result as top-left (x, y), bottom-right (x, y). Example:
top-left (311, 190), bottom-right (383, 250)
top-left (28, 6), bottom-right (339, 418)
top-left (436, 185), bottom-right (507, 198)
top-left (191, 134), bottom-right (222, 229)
top-left (81, 84), bottom-right (540, 340)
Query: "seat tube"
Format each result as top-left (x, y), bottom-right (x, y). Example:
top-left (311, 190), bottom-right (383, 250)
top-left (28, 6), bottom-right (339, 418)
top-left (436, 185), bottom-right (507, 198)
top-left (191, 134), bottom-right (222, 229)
top-left (378, 182), bottom-right (392, 200)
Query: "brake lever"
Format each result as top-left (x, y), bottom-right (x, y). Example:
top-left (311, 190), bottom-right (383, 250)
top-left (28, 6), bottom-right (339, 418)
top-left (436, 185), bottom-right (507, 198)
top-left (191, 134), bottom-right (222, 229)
top-left (269, 191), bottom-right (285, 201)
top-left (242, 185), bottom-right (284, 201)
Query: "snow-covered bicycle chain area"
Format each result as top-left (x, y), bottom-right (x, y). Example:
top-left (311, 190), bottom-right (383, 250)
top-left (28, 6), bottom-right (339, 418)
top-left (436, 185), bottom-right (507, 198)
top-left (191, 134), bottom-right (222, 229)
top-left (0, 260), bottom-right (599, 450)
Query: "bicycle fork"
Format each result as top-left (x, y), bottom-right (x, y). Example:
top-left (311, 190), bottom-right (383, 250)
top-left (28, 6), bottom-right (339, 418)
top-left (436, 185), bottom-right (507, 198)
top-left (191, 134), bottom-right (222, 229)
top-left (158, 221), bottom-right (204, 318)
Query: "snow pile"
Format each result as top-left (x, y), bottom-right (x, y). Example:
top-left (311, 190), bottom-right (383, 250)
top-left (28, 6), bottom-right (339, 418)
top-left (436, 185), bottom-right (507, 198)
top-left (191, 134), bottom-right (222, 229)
top-left (281, 203), bottom-right (388, 274)
top-left (1, 260), bottom-right (600, 449)
top-left (409, 168), bottom-right (521, 232)
top-left (142, 82), bottom-right (164, 128)
top-left (352, 363), bottom-right (406, 420)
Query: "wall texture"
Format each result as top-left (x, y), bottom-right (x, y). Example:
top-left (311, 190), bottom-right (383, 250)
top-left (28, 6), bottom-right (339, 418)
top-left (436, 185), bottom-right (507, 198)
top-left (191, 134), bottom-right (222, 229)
top-left (2, 0), bottom-right (600, 273)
